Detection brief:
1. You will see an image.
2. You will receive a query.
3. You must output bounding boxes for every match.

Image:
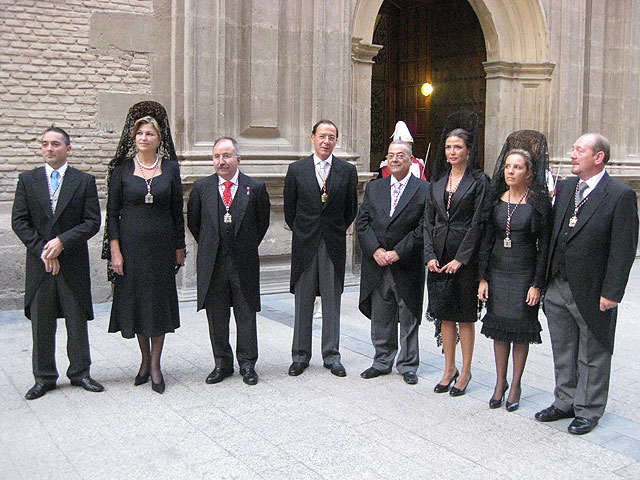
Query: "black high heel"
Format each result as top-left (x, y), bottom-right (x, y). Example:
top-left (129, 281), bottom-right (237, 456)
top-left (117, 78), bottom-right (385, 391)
top-left (434, 369), bottom-right (460, 393)
top-left (134, 372), bottom-right (150, 386)
top-left (489, 382), bottom-right (509, 409)
top-left (450, 373), bottom-right (472, 397)
top-left (152, 377), bottom-right (165, 394)
top-left (506, 386), bottom-right (521, 412)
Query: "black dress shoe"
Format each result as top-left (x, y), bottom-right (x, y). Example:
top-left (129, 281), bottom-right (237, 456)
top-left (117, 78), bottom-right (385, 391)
top-left (489, 383), bottom-right (509, 409)
top-left (449, 373), bottom-right (472, 397)
top-left (568, 416), bottom-right (597, 435)
top-left (360, 367), bottom-right (390, 379)
top-left (152, 377), bottom-right (165, 394)
top-left (288, 362), bottom-right (309, 376)
top-left (434, 370), bottom-right (459, 393)
top-left (240, 367), bottom-right (259, 385)
top-left (205, 367), bottom-right (233, 384)
top-left (70, 377), bottom-right (104, 392)
top-left (24, 382), bottom-right (56, 400)
top-left (402, 371), bottom-right (418, 385)
top-left (134, 372), bottom-right (150, 386)
top-left (534, 405), bottom-right (575, 422)
top-left (324, 362), bottom-right (346, 377)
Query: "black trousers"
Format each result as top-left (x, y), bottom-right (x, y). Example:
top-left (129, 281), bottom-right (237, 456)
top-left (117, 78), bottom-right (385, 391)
top-left (204, 255), bottom-right (258, 370)
top-left (30, 273), bottom-right (92, 384)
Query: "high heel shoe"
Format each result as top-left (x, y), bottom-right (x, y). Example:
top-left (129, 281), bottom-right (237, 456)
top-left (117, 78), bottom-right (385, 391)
top-left (506, 386), bottom-right (521, 412)
top-left (489, 382), bottom-right (509, 409)
top-left (152, 377), bottom-right (165, 394)
top-left (434, 369), bottom-right (459, 393)
top-left (134, 372), bottom-right (150, 386)
top-left (450, 373), bottom-right (472, 397)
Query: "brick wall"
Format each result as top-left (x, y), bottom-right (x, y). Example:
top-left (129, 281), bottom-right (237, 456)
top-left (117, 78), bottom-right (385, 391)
top-left (0, 0), bottom-right (154, 201)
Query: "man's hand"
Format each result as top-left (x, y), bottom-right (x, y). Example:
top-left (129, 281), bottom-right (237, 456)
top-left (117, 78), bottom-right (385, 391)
top-left (441, 259), bottom-right (462, 274)
top-left (600, 297), bottom-right (618, 311)
top-left (427, 259), bottom-right (440, 273)
top-left (176, 249), bottom-right (186, 266)
top-left (373, 248), bottom-right (388, 266)
top-left (42, 237), bottom-right (64, 259)
top-left (384, 250), bottom-right (400, 264)
top-left (42, 256), bottom-right (60, 275)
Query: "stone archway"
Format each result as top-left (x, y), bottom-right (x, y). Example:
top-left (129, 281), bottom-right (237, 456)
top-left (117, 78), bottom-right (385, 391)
top-left (351, 0), bottom-right (555, 173)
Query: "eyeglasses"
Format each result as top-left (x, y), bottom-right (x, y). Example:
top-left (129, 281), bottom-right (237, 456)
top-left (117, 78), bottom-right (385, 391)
top-left (315, 135), bottom-right (337, 142)
top-left (386, 153), bottom-right (408, 160)
top-left (213, 153), bottom-right (235, 160)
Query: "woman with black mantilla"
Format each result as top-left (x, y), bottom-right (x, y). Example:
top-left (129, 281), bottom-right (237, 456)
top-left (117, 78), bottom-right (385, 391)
top-left (102, 101), bottom-right (185, 394)
top-left (424, 110), bottom-right (490, 396)
top-left (478, 131), bottom-right (552, 411)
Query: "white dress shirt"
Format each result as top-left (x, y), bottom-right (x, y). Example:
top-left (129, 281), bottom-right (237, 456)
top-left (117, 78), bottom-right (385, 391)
top-left (218, 170), bottom-right (239, 202)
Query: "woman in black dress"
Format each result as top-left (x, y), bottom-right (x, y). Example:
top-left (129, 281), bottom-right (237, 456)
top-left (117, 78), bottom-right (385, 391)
top-left (103, 102), bottom-right (185, 394)
top-left (478, 130), bottom-right (551, 411)
top-left (424, 110), bottom-right (489, 396)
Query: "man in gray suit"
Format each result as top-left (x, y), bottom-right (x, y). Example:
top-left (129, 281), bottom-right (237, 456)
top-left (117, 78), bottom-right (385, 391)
top-left (536, 133), bottom-right (638, 434)
top-left (283, 120), bottom-right (358, 377)
top-left (12, 127), bottom-right (103, 400)
top-left (357, 140), bottom-right (429, 384)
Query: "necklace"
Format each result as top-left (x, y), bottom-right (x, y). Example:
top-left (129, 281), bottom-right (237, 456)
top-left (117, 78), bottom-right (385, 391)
top-left (135, 153), bottom-right (159, 170)
top-left (135, 154), bottom-right (160, 203)
top-left (504, 188), bottom-right (529, 248)
top-left (569, 181), bottom-right (589, 227)
top-left (446, 170), bottom-right (462, 214)
top-left (315, 160), bottom-right (332, 203)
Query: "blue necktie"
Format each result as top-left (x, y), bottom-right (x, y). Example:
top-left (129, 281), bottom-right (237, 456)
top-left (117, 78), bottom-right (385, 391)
top-left (51, 170), bottom-right (60, 192)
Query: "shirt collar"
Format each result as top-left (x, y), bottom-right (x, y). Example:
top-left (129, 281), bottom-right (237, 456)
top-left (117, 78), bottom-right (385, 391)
top-left (313, 153), bottom-right (333, 166)
top-left (390, 171), bottom-right (412, 187)
top-left (582, 169), bottom-right (606, 190)
top-left (45, 162), bottom-right (68, 177)
top-left (218, 170), bottom-right (239, 186)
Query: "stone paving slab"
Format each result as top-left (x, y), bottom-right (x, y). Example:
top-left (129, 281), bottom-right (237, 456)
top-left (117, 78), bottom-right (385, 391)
top-left (1, 261), bottom-right (640, 479)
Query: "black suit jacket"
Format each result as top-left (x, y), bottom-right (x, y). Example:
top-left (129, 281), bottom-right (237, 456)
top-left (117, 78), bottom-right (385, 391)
top-left (11, 166), bottom-right (101, 320)
top-left (424, 169), bottom-right (489, 266)
top-left (187, 172), bottom-right (270, 312)
top-left (357, 175), bottom-right (430, 320)
top-left (283, 155), bottom-right (358, 293)
top-left (545, 172), bottom-right (638, 352)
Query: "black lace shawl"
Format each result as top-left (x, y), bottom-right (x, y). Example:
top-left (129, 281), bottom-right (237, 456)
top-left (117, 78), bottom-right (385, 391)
top-left (489, 129), bottom-right (552, 225)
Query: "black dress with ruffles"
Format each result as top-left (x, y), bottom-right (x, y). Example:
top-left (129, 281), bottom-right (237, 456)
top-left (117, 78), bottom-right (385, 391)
top-left (479, 200), bottom-right (550, 344)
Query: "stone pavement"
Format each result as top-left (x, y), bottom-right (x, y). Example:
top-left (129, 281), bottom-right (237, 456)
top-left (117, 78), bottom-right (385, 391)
top-left (1, 262), bottom-right (640, 479)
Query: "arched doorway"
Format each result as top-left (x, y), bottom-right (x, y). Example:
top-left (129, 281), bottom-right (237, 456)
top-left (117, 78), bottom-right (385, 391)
top-left (352, 0), bottom-right (554, 175)
top-left (370, 0), bottom-right (486, 177)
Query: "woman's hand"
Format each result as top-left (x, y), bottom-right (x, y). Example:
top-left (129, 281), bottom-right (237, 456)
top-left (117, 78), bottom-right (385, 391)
top-left (427, 259), bottom-right (440, 273)
top-left (110, 239), bottom-right (124, 276)
top-left (478, 279), bottom-right (489, 302)
top-left (526, 286), bottom-right (541, 306)
top-left (441, 259), bottom-right (462, 274)
top-left (176, 248), bottom-right (186, 267)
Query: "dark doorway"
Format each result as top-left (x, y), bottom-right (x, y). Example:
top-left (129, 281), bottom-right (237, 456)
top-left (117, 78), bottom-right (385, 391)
top-left (370, 0), bottom-right (487, 178)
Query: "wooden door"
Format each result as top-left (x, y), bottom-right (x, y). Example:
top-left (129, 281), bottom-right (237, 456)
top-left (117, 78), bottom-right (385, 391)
top-left (370, 0), bottom-right (487, 177)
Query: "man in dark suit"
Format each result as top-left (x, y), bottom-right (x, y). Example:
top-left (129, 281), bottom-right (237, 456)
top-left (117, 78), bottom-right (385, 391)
top-left (357, 140), bottom-right (429, 385)
top-left (536, 133), bottom-right (638, 434)
top-left (12, 126), bottom-right (103, 400)
top-left (187, 137), bottom-right (270, 386)
top-left (284, 120), bottom-right (358, 377)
